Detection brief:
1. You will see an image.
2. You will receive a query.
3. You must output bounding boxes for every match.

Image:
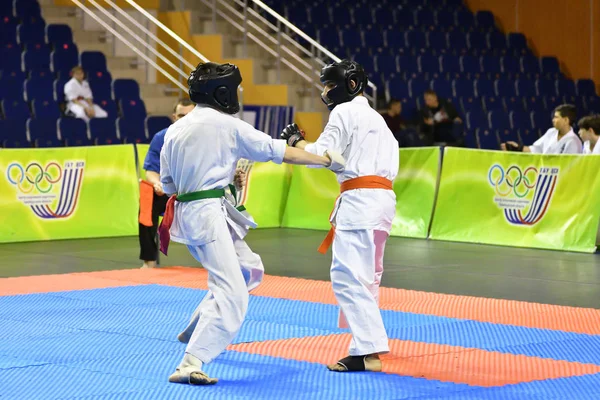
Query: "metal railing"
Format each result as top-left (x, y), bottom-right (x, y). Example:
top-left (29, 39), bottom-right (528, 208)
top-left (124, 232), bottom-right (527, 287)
top-left (191, 0), bottom-right (377, 110)
top-left (69, 0), bottom-right (244, 114)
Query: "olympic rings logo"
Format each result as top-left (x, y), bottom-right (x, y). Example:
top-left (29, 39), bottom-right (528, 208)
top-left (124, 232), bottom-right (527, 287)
top-left (6, 162), bottom-right (63, 194)
top-left (488, 164), bottom-right (538, 198)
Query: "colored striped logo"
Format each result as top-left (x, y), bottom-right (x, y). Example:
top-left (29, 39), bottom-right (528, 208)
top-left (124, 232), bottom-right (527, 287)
top-left (6, 160), bottom-right (85, 219)
top-left (488, 164), bottom-right (558, 226)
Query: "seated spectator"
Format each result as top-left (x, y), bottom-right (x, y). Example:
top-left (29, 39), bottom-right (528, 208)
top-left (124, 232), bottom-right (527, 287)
top-left (501, 104), bottom-right (581, 154)
top-left (418, 90), bottom-right (463, 146)
top-left (64, 66), bottom-right (108, 122)
top-left (578, 114), bottom-right (600, 155)
top-left (381, 99), bottom-right (423, 147)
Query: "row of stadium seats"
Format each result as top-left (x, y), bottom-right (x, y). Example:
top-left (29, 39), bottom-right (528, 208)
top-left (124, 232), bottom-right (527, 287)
top-left (0, 116), bottom-right (171, 148)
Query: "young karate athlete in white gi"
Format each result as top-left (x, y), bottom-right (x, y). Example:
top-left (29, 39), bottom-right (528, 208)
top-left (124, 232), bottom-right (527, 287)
top-left (281, 59), bottom-right (399, 372)
top-left (501, 104), bottom-right (582, 154)
top-left (158, 62), bottom-right (345, 385)
top-left (63, 66), bottom-right (108, 122)
top-left (578, 115), bottom-right (600, 155)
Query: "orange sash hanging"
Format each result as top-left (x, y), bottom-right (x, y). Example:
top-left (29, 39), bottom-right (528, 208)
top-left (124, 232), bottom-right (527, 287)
top-left (138, 180), bottom-right (154, 227)
top-left (317, 175), bottom-right (393, 254)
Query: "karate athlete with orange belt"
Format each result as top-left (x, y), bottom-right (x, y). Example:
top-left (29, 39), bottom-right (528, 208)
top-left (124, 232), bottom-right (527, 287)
top-left (281, 59), bottom-right (399, 373)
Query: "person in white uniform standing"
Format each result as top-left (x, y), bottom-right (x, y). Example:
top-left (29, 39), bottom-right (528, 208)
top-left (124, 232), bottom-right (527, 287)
top-left (63, 66), bottom-right (108, 122)
top-left (159, 62), bottom-right (345, 386)
top-left (281, 59), bottom-right (399, 373)
top-left (501, 104), bottom-right (582, 154)
top-left (578, 115), bottom-right (600, 155)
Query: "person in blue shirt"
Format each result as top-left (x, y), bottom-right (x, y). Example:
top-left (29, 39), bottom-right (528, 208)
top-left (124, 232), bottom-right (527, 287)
top-left (139, 98), bottom-right (195, 268)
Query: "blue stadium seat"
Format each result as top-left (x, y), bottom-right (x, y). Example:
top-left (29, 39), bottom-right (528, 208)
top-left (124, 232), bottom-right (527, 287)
top-left (448, 32), bottom-right (468, 54)
top-left (556, 80), bottom-right (576, 96)
top-left (481, 56), bottom-right (502, 77)
top-left (88, 80), bottom-right (112, 103)
top-left (496, 128), bottom-right (519, 145)
top-left (53, 78), bottom-right (68, 102)
top-left (463, 129), bottom-right (477, 148)
top-left (418, 54), bottom-right (441, 78)
top-left (28, 69), bottom-right (53, 79)
top-left (0, 46), bottom-right (22, 71)
top-left (395, 10), bottom-right (415, 28)
top-left (494, 78), bottom-right (516, 97)
top-left (310, 4), bottom-right (332, 26)
top-left (398, 56), bottom-right (420, 80)
top-left (96, 99), bottom-right (118, 119)
top-left (541, 56), bottom-right (561, 78)
top-left (467, 109), bottom-right (488, 130)
top-left (58, 117), bottom-right (92, 146)
top-left (385, 30), bottom-right (406, 51)
top-left (119, 99), bottom-right (146, 119)
top-left (467, 32), bottom-right (487, 52)
top-left (427, 31), bottom-right (447, 52)
top-left (482, 96), bottom-right (503, 112)
top-left (531, 111), bottom-right (548, 130)
top-left (440, 55), bottom-right (461, 78)
top-left (0, 22), bottom-right (18, 45)
top-left (507, 33), bottom-right (527, 51)
top-left (363, 29), bottom-right (384, 50)
top-left (585, 96), bottom-right (600, 113)
top-left (577, 79), bottom-right (596, 96)
top-left (51, 45), bottom-right (78, 75)
top-left (35, 136), bottom-right (62, 147)
top-left (536, 79), bottom-right (557, 96)
top-left (431, 79), bottom-right (453, 99)
top-left (460, 55), bottom-right (481, 76)
top-left (2, 69), bottom-right (26, 81)
top-left (341, 30), bottom-right (362, 51)
top-left (89, 118), bottom-right (120, 144)
top-left (475, 11), bottom-right (495, 30)
top-left (544, 95), bottom-right (562, 112)
top-left (501, 56), bottom-right (520, 76)
top-left (112, 79), bottom-right (141, 102)
top-left (459, 96), bottom-right (483, 115)
top-left (117, 117), bottom-right (147, 143)
top-left (476, 127), bottom-right (499, 149)
top-left (406, 31), bottom-right (427, 51)
top-left (22, 48), bottom-right (51, 70)
top-left (352, 50), bottom-right (375, 75)
top-left (409, 79), bottom-right (430, 98)
top-left (0, 119), bottom-right (28, 147)
top-left (503, 96), bottom-right (524, 112)
top-left (24, 77), bottom-right (54, 101)
top-left (509, 110), bottom-right (529, 130)
top-left (32, 99), bottom-right (60, 119)
top-left (453, 79), bottom-right (475, 97)
top-left (17, 23), bottom-right (45, 46)
top-left (387, 76), bottom-right (410, 99)
top-left (435, 10), bottom-right (455, 31)
top-left (374, 8), bottom-right (395, 27)
top-left (376, 54), bottom-right (398, 76)
top-left (146, 116), bottom-right (171, 137)
top-left (80, 51), bottom-right (108, 73)
top-left (317, 27), bottom-right (340, 51)
top-left (518, 128), bottom-right (540, 145)
top-left (474, 78), bottom-right (494, 97)
top-left (15, 1), bottom-right (43, 19)
top-left (352, 7), bottom-right (373, 26)
top-left (455, 10), bottom-right (475, 31)
top-left (487, 31), bottom-right (506, 53)
top-left (0, 77), bottom-right (24, 101)
top-left (415, 9), bottom-right (435, 29)
top-left (27, 118), bottom-right (59, 145)
top-left (46, 24), bottom-right (73, 46)
top-left (2, 99), bottom-right (30, 119)
top-left (520, 55), bottom-right (541, 76)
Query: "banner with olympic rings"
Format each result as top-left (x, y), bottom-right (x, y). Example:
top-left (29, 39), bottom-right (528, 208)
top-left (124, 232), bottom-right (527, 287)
top-left (429, 148), bottom-right (600, 253)
top-left (1, 145), bottom-right (139, 243)
top-left (280, 147), bottom-right (441, 239)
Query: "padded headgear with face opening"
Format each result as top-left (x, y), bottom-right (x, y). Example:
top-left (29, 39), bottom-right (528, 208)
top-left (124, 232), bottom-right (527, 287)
top-left (188, 62), bottom-right (242, 114)
top-left (320, 59), bottom-right (368, 110)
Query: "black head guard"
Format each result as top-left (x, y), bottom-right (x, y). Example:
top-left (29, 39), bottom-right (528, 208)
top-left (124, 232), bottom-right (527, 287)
top-left (188, 62), bottom-right (242, 114)
top-left (319, 59), bottom-right (368, 110)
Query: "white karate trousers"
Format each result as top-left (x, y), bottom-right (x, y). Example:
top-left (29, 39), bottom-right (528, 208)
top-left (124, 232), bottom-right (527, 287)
top-left (331, 229), bottom-right (390, 356)
top-left (181, 215), bottom-right (264, 363)
top-left (67, 102), bottom-right (108, 122)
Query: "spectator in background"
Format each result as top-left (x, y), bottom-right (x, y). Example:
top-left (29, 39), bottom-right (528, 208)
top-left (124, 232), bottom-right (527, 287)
top-left (139, 98), bottom-right (195, 269)
top-left (501, 104), bottom-right (581, 154)
top-left (419, 90), bottom-right (463, 146)
top-left (382, 99), bottom-right (423, 147)
top-left (578, 114), bottom-right (600, 155)
top-left (64, 66), bottom-right (108, 122)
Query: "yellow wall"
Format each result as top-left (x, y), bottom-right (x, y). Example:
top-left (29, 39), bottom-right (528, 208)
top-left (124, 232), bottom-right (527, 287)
top-left (294, 112), bottom-right (324, 141)
top-left (466, 0), bottom-right (599, 89)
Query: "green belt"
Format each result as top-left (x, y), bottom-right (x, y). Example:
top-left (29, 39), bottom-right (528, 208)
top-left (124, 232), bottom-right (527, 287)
top-left (176, 185), bottom-right (246, 212)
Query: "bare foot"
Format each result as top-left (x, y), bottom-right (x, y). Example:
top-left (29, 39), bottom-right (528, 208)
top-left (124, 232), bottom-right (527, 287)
top-left (141, 261), bottom-right (157, 269)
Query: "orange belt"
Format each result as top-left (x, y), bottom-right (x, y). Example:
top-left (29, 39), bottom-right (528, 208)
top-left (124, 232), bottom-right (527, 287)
top-left (317, 175), bottom-right (393, 254)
